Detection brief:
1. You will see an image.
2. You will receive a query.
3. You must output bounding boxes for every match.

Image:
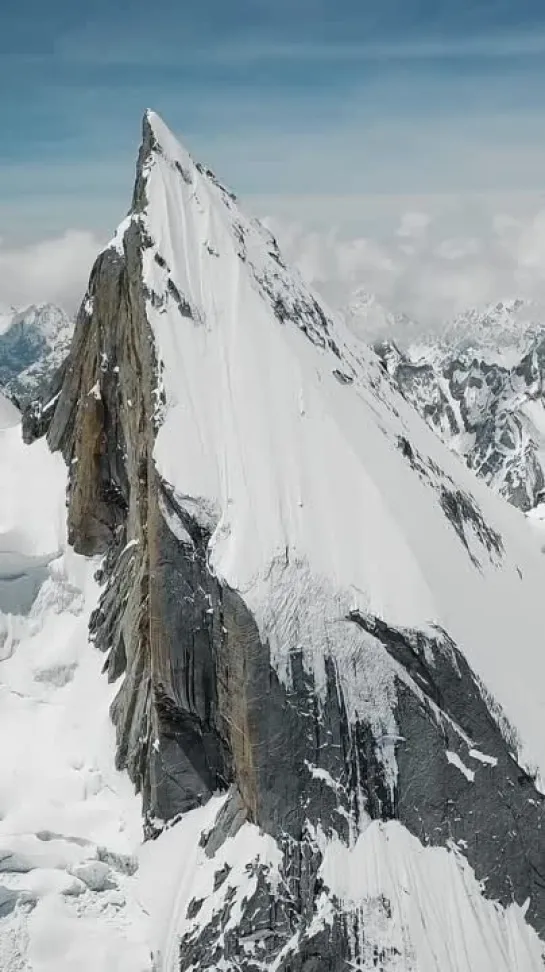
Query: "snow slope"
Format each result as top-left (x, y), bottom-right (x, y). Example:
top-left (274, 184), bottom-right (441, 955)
top-left (314, 821), bottom-right (545, 972)
top-left (0, 394), bottom-right (151, 971)
top-left (135, 799), bottom-right (545, 972)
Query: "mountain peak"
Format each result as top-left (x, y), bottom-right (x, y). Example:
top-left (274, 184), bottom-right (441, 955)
top-left (110, 109), bottom-right (240, 254)
top-left (142, 109), bottom-right (194, 171)
top-left (32, 112), bottom-right (545, 969)
top-left (0, 301), bottom-right (73, 406)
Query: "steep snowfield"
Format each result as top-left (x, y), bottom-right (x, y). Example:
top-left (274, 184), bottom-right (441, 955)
top-left (0, 395), bottom-right (151, 971)
top-left (136, 803), bottom-right (545, 972)
top-left (134, 112), bottom-right (545, 786)
top-left (314, 821), bottom-right (545, 971)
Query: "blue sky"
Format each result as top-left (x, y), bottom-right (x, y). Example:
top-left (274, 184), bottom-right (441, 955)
top-left (3, 0), bottom-right (545, 242)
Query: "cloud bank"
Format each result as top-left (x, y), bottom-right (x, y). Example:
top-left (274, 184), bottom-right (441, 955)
top-left (0, 231), bottom-right (103, 314)
top-left (261, 193), bottom-right (545, 330)
top-left (3, 193), bottom-right (545, 339)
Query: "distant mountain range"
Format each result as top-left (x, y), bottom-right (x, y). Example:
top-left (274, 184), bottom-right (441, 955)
top-left (5, 287), bottom-right (545, 518)
top-left (0, 302), bottom-right (73, 406)
top-left (357, 297), bottom-right (545, 512)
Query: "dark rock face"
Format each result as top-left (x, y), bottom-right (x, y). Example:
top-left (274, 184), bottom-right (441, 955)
top-left (40, 220), bottom-right (233, 829)
top-left (28, 116), bottom-right (545, 967)
top-left (349, 613), bottom-right (545, 935)
top-left (180, 798), bottom-right (350, 972)
top-left (377, 335), bottom-right (545, 512)
top-left (175, 604), bottom-right (545, 967)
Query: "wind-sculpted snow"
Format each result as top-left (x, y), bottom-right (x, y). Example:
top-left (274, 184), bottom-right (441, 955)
top-left (21, 113), bottom-right (545, 969)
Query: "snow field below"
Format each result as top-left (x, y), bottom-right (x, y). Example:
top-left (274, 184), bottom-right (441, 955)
top-left (0, 400), bottom-right (152, 971)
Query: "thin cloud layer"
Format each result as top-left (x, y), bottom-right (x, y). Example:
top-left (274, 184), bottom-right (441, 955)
top-left (3, 196), bottom-right (545, 336)
top-left (0, 231), bottom-right (103, 314)
top-left (263, 194), bottom-right (545, 331)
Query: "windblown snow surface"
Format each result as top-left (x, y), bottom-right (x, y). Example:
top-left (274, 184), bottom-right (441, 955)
top-left (3, 109), bottom-right (545, 970)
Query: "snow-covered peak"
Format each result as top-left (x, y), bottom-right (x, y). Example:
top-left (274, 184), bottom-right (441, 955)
top-left (343, 289), bottom-right (396, 337)
top-left (343, 288), bottom-right (545, 365)
top-left (113, 111), bottom-right (343, 360)
top-left (0, 302), bottom-right (69, 335)
top-left (104, 112), bottom-right (545, 788)
top-left (376, 293), bottom-right (545, 513)
top-left (342, 287), bottom-right (423, 347)
top-left (136, 114), bottom-right (400, 610)
top-left (139, 110), bottom-right (239, 216)
top-left (145, 110), bottom-right (197, 173)
top-left (0, 302), bottom-right (73, 404)
top-left (439, 297), bottom-right (542, 364)
top-left (0, 303), bottom-right (72, 351)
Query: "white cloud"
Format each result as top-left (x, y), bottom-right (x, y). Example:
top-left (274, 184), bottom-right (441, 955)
top-left (435, 238), bottom-right (482, 260)
top-left (395, 211), bottom-right (431, 239)
top-left (260, 192), bottom-right (545, 333)
top-left (4, 193), bottom-right (545, 343)
top-left (0, 231), bottom-right (103, 314)
top-left (514, 211), bottom-right (545, 276)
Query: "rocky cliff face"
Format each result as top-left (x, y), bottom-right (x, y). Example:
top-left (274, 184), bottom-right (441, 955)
top-left (25, 113), bottom-right (545, 970)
